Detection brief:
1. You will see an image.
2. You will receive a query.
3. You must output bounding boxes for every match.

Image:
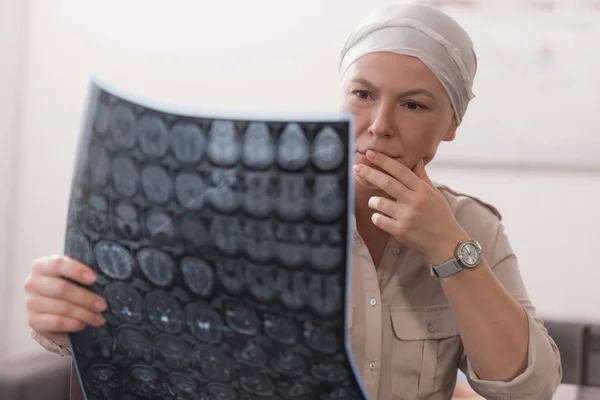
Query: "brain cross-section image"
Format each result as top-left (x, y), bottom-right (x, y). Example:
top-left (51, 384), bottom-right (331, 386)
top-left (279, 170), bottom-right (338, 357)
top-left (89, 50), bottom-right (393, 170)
top-left (64, 81), bottom-right (365, 400)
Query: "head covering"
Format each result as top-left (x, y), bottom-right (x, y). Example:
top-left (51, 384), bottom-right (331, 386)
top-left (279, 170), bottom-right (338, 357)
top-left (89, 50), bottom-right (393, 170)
top-left (339, 2), bottom-right (477, 125)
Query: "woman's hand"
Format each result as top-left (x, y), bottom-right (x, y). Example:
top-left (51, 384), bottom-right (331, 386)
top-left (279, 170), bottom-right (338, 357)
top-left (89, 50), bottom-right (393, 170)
top-left (353, 149), bottom-right (469, 264)
top-left (24, 255), bottom-right (107, 348)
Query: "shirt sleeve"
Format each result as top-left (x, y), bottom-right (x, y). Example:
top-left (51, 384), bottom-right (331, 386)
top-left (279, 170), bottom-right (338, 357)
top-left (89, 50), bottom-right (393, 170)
top-left (30, 329), bottom-right (72, 357)
top-left (458, 222), bottom-right (563, 399)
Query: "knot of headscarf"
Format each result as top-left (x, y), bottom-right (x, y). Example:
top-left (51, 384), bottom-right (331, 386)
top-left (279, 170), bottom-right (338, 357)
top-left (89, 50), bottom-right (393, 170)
top-left (339, 2), bottom-right (477, 125)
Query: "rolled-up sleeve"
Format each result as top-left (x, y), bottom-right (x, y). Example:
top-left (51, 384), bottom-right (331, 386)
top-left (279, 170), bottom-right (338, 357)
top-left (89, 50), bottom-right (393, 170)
top-left (462, 309), bottom-right (562, 399)
top-left (459, 222), bottom-right (563, 399)
top-left (31, 329), bottom-right (72, 357)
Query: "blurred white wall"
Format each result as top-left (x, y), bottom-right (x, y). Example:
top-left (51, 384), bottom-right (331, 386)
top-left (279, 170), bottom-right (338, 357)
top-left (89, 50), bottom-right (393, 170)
top-left (0, 0), bottom-right (28, 360)
top-left (4, 0), bottom-right (600, 360)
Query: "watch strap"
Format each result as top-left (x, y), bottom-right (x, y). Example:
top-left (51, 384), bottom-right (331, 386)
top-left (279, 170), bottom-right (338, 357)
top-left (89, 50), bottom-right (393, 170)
top-left (430, 258), bottom-right (463, 278)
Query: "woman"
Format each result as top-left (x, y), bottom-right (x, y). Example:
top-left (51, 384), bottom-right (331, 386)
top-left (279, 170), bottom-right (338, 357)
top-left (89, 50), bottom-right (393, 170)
top-left (24, 2), bottom-right (562, 399)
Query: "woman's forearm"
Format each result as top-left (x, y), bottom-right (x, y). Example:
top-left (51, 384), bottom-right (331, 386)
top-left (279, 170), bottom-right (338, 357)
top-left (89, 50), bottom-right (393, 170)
top-left (440, 259), bottom-right (529, 382)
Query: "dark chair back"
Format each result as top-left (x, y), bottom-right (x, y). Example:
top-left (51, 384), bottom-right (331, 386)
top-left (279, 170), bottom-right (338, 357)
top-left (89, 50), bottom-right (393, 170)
top-left (582, 325), bottom-right (600, 386)
top-left (545, 319), bottom-right (600, 387)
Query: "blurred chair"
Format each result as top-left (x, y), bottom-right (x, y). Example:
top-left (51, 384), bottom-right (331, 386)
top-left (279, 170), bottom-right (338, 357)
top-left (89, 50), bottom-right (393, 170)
top-left (0, 352), bottom-right (71, 400)
top-left (545, 319), bottom-right (600, 387)
top-left (582, 325), bottom-right (600, 386)
top-left (545, 319), bottom-right (587, 385)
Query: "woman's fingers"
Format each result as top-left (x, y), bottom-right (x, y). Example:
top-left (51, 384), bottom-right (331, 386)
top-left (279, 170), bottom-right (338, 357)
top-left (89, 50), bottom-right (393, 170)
top-left (368, 195), bottom-right (405, 219)
top-left (25, 255), bottom-right (105, 347)
top-left (31, 255), bottom-right (96, 285)
top-left (27, 275), bottom-right (107, 313)
top-left (27, 313), bottom-right (87, 334)
top-left (25, 255), bottom-right (107, 314)
top-left (26, 295), bottom-right (106, 328)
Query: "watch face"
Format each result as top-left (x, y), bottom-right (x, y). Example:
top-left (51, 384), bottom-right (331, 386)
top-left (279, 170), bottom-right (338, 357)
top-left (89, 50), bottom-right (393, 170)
top-left (458, 242), bottom-right (480, 267)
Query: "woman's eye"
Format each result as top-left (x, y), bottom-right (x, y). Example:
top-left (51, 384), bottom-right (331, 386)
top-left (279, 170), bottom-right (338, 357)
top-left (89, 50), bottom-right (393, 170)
top-left (405, 102), bottom-right (424, 111)
top-left (354, 91), bottom-right (369, 100)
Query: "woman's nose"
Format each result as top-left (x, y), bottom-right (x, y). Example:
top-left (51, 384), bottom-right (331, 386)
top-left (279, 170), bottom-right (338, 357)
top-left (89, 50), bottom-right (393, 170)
top-left (368, 104), bottom-right (395, 137)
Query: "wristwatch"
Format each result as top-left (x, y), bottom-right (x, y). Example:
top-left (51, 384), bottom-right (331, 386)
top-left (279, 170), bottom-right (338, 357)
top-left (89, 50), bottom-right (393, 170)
top-left (430, 239), bottom-right (482, 278)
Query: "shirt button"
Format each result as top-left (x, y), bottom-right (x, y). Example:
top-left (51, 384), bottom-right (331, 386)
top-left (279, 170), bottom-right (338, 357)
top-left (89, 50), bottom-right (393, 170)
top-left (369, 361), bottom-right (376, 370)
top-left (428, 323), bottom-right (435, 332)
top-left (393, 247), bottom-right (400, 254)
top-left (369, 298), bottom-right (377, 306)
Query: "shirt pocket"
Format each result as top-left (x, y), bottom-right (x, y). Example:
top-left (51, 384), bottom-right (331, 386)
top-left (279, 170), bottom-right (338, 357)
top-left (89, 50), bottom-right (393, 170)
top-left (389, 306), bottom-right (461, 400)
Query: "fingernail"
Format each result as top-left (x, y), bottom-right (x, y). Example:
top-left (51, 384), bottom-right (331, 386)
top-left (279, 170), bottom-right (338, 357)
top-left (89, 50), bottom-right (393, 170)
top-left (96, 315), bottom-right (106, 325)
top-left (368, 197), bottom-right (375, 207)
top-left (83, 272), bottom-right (96, 283)
top-left (95, 301), bottom-right (107, 311)
top-left (353, 164), bottom-right (363, 173)
top-left (366, 150), bottom-right (376, 160)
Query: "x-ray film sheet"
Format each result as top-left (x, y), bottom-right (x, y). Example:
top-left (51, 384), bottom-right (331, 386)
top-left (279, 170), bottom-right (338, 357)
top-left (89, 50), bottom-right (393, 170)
top-left (64, 80), bottom-right (367, 400)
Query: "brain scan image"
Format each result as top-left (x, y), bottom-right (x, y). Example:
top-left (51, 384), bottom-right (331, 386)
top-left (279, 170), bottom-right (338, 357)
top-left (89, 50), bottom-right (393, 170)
top-left (85, 193), bottom-right (109, 233)
top-left (242, 122), bottom-right (275, 169)
top-left (144, 209), bottom-right (177, 248)
top-left (170, 122), bottom-right (206, 164)
top-left (207, 168), bottom-right (241, 213)
top-left (311, 126), bottom-right (345, 171)
top-left (175, 172), bottom-right (207, 210)
top-left (112, 155), bottom-right (139, 198)
top-left (145, 290), bottom-right (184, 334)
top-left (154, 334), bottom-right (192, 369)
top-left (114, 202), bottom-right (140, 240)
top-left (243, 172), bottom-right (274, 218)
top-left (65, 82), bottom-right (365, 400)
top-left (104, 282), bottom-right (143, 324)
top-left (135, 114), bottom-right (169, 158)
top-left (65, 228), bottom-right (94, 268)
top-left (276, 174), bottom-right (309, 221)
top-left (88, 142), bottom-right (111, 187)
top-left (141, 164), bottom-right (172, 205)
top-left (185, 301), bottom-right (224, 344)
top-left (207, 120), bottom-right (240, 167)
top-left (94, 241), bottom-right (135, 281)
top-left (136, 248), bottom-right (175, 287)
top-left (110, 104), bottom-right (136, 149)
top-left (180, 257), bottom-right (215, 297)
top-left (276, 123), bottom-right (310, 171)
top-left (72, 325), bottom-right (113, 360)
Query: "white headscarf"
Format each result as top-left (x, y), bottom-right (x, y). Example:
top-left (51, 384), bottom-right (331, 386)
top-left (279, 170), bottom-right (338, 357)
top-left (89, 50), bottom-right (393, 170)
top-left (339, 2), bottom-right (477, 126)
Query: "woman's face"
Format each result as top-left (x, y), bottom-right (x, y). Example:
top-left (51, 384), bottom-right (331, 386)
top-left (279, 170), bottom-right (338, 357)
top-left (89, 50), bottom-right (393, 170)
top-left (340, 52), bottom-right (457, 187)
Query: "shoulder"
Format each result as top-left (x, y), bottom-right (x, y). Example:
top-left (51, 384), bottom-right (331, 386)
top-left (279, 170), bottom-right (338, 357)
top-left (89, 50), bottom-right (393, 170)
top-left (436, 183), bottom-right (502, 221)
top-left (435, 183), bottom-right (513, 265)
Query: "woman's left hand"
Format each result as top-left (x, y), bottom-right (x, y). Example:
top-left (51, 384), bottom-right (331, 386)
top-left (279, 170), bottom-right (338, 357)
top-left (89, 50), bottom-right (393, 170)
top-left (353, 149), bottom-right (469, 265)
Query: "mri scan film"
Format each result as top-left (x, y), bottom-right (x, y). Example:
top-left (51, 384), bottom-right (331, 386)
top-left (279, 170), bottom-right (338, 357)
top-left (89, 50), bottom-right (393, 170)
top-left (64, 80), bottom-right (365, 400)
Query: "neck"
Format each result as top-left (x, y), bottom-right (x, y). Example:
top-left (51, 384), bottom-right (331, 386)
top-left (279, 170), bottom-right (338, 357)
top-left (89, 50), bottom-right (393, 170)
top-left (353, 181), bottom-right (389, 237)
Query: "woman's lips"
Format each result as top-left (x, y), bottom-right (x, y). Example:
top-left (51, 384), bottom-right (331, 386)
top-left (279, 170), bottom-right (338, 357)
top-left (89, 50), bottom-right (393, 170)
top-left (354, 151), bottom-right (370, 162)
top-left (355, 150), bottom-right (401, 160)
top-left (354, 151), bottom-right (382, 171)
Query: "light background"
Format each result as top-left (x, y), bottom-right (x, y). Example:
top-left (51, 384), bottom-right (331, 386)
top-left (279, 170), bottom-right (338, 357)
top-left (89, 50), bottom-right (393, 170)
top-left (1, 0), bottom-right (599, 361)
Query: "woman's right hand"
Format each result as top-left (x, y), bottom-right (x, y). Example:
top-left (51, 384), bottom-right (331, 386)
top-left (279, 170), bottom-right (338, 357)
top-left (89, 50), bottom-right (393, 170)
top-left (24, 255), bottom-right (107, 348)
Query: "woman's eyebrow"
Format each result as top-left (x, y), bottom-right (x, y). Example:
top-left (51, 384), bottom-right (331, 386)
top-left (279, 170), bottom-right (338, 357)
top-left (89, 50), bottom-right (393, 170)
top-left (350, 78), bottom-right (379, 91)
top-left (396, 89), bottom-right (437, 101)
top-left (351, 78), bottom-right (436, 101)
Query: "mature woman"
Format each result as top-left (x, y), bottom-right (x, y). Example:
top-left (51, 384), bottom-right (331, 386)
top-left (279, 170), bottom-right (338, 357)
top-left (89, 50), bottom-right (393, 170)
top-left (25, 2), bottom-right (561, 399)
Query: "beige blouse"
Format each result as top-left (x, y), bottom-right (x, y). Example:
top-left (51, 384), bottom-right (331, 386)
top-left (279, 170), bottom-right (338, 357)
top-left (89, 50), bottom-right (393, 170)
top-left (32, 185), bottom-right (562, 400)
top-left (348, 185), bottom-right (562, 400)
